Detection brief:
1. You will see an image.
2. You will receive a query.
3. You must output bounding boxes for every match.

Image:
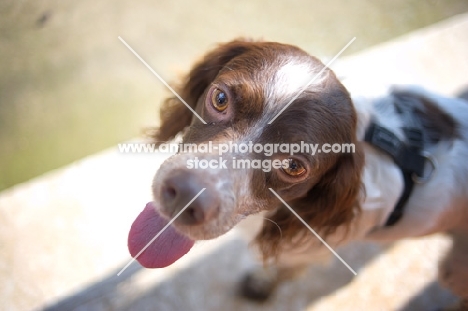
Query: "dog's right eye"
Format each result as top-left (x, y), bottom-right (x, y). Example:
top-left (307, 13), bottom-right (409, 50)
top-left (211, 88), bottom-right (229, 112)
top-left (282, 158), bottom-right (306, 177)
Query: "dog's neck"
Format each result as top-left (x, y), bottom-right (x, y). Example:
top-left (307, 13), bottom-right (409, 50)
top-left (352, 92), bottom-right (405, 229)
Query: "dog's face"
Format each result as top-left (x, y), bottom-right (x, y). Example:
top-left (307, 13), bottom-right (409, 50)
top-left (151, 40), bottom-right (363, 254)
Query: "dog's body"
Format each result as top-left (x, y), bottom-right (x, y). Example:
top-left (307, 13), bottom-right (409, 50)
top-left (238, 85), bottom-right (468, 303)
top-left (233, 85), bottom-right (468, 305)
top-left (128, 40), bottom-right (468, 308)
top-left (353, 86), bottom-right (468, 243)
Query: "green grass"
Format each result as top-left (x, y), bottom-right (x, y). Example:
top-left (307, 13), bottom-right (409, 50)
top-left (1, 0), bottom-right (468, 191)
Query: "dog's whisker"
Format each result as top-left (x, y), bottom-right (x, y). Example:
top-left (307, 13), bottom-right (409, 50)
top-left (262, 217), bottom-right (282, 240)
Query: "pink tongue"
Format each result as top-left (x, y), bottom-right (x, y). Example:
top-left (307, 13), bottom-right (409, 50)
top-left (128, 202), bottom-right (194, 268)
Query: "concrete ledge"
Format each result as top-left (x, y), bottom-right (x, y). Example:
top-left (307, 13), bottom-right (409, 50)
top-left (335, 13), bottom-right (468, 96)
top-left (1, 13), bottom-right (468, 311)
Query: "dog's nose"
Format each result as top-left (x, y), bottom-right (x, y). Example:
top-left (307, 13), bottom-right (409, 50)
top-left (161, 170), bottom-right (219, 225)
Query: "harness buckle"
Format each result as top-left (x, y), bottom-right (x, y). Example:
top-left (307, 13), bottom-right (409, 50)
top-left (412, 151), bottom-right (438, 184)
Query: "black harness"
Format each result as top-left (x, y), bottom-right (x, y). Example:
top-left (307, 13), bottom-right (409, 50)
top-left (364, 94), bottom-right (432, 226)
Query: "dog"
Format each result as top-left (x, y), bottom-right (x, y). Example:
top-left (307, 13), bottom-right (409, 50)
top-left (127, 39), bottom-right (468, 310)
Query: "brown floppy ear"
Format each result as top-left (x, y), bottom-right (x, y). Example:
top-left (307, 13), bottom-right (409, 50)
top-left (255, 145), bottom-right (365, 261)
top-left (152, 39), bottom-right (256, 142)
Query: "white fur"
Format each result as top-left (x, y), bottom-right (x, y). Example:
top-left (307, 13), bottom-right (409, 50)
top-left (245, 57), bottom-right (327, 144)
top-left (267, 58), bottom-right (325, 103)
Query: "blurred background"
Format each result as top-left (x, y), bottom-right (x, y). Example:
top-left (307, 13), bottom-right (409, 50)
top-left (1, 0), bottom-right (468, 192)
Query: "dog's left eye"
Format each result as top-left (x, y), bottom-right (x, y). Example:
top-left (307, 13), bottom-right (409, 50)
top-left (282, 159), bottom-right (306, 176)
top-left (211, 88), bottom-right (229, 112)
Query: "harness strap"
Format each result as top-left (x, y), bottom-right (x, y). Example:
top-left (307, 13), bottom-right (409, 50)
top-left (385, 170), bottom-right (414, 226)
top-left (364, 93), bottom-right (428, 226)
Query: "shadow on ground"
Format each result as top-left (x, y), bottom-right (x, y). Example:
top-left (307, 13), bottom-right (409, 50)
top-left (399, 281), bottom-right (457, 311)
top-left (42, 239), bottom-right (401, 311)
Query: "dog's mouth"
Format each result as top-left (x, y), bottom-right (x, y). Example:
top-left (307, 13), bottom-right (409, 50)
top-left (127, 202), bottom-right (194, 268)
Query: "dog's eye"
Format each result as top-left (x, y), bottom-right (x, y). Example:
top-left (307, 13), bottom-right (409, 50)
top-left (282, 159), bottom-right (306, 176)
top-left (211, 88), bottom-right (229, 112)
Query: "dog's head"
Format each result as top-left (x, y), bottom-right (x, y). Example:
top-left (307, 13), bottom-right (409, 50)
top-left (128, 40), bottom-right (364, 267)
